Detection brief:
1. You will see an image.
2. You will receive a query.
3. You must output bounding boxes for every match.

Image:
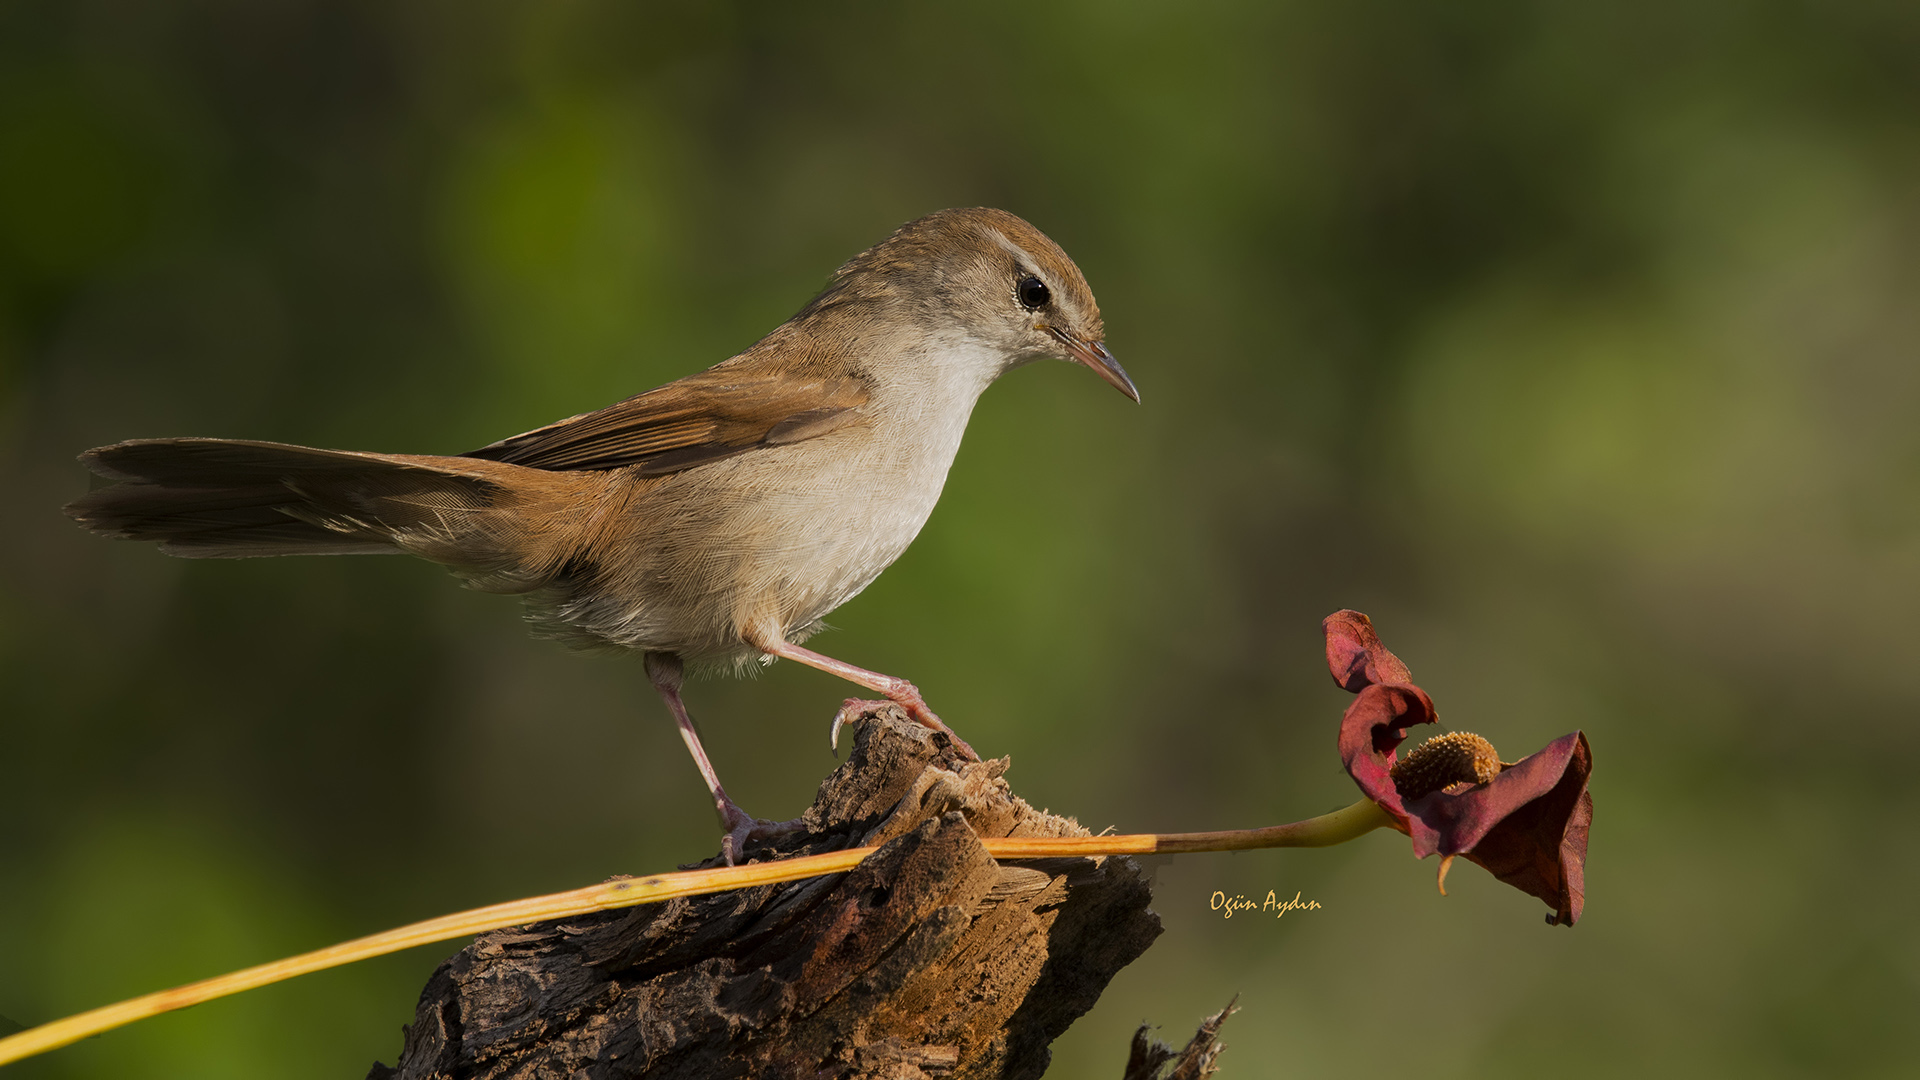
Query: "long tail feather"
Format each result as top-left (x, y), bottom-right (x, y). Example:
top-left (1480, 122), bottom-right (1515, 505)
top-left (67, 438), bottom-right (510, 563)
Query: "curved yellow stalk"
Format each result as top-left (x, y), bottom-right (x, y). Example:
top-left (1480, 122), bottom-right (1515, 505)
top-left (0, 798), bottom-right (1390, 1068)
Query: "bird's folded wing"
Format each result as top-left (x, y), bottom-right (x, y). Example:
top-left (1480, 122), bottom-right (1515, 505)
top-left (463, 370), bottom-right (869, 474)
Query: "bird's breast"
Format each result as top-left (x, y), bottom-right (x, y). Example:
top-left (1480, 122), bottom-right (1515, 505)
top-left (576, 341), bottom-right (1001, 662)
top-left (737, 368), bottom-right (984, 627)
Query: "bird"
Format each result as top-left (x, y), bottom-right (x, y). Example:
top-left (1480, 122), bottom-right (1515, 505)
top-left (66, 207), bottom-right (1138, 862)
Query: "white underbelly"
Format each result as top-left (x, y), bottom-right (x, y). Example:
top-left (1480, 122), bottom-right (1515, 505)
top-left (535, 339), bottom-right (1000, 664)
top-left (549, 413), bottom-right (965, 663)
top-left (721, 415), bottom-right (963, 635)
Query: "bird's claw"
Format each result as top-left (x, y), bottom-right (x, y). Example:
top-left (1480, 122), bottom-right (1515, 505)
top-left (717, 805), bottom-right (805, 866)
top-left (830, 696), bottom-right (978, 761)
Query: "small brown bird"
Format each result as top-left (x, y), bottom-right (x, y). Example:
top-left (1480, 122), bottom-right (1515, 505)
top-left (67, 207), bottom-right (1137, 861)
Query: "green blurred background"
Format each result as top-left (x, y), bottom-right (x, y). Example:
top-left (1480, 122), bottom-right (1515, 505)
top-left (3, 2), bottom-right (1917, 1076)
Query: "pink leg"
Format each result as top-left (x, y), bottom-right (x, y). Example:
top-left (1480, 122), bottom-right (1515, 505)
top-left (750, 636), bottom-right (979, 761)
top-left (644, 652), bottom-right (801, 865)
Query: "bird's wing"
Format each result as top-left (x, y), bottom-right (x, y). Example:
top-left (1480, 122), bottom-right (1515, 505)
top-left (462, 369), bottom-right (870, 475)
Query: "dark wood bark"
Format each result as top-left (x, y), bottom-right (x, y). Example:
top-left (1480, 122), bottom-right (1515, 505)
top-left (1121, 1000), bottom-right (1237, 1080)
top-left (367, 706), bottom-right (1163, 1080)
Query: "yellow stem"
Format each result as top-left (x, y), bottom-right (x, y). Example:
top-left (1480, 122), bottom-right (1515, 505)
top-left (0, 798), bottom-right (1390, 1068)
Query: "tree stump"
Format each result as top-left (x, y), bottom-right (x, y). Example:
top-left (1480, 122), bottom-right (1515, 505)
top-left (1121, 1000), bottom-right (1237, 1080)
top-left (368, 706), bottom-right (1163, 1079)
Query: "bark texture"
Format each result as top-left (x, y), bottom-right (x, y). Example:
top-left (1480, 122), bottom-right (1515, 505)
top-left (1120, 999), bottom-right (1237, 1080)
top-left (367, 706), bottom-right (1162, 1079)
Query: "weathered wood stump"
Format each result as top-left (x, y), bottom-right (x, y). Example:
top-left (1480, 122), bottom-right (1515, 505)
top-left (367, 706), bottom-right (1163, 1079)
top-left (1121, 1000), bottom-right (1236, 1080)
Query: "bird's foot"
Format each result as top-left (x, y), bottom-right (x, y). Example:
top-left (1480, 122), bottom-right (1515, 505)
top-left (717, 802), bottom-right (806, 866)
top-left (748, 637), bottom-right (980, 761)
top-left (831, 695), bottom-right (979, 762)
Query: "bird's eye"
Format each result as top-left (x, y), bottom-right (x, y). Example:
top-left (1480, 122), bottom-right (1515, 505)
top-left (1016, 274), bottom-right (1051, 311)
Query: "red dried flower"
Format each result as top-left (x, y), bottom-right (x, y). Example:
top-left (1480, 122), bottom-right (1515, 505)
top-left (1324, 610), bottom-right (1592, 926)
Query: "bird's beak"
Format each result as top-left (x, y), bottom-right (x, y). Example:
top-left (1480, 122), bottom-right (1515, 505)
top-left (1045, 326), bottom-right (1140, 403)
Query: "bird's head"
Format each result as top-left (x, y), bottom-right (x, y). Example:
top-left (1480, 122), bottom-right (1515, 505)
top-left (816, 208), bottom-right (1139, 402)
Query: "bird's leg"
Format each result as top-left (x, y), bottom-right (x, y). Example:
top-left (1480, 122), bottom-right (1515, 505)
top-left (750, 637), bottom-right (979, 761)
top-left (643, 651), bottom-right (802, 865)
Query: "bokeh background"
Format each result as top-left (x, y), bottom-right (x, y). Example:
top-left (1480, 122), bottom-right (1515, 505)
top-left (4, 2), bottom-right (1917, 1077)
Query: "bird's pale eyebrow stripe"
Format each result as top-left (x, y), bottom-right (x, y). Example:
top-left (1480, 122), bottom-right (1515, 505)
top-left (984, 228), bottom-right (1044, 278)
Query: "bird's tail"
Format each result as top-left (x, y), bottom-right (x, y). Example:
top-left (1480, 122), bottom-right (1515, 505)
top-left (66, 438), bottom-right (553, 591)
